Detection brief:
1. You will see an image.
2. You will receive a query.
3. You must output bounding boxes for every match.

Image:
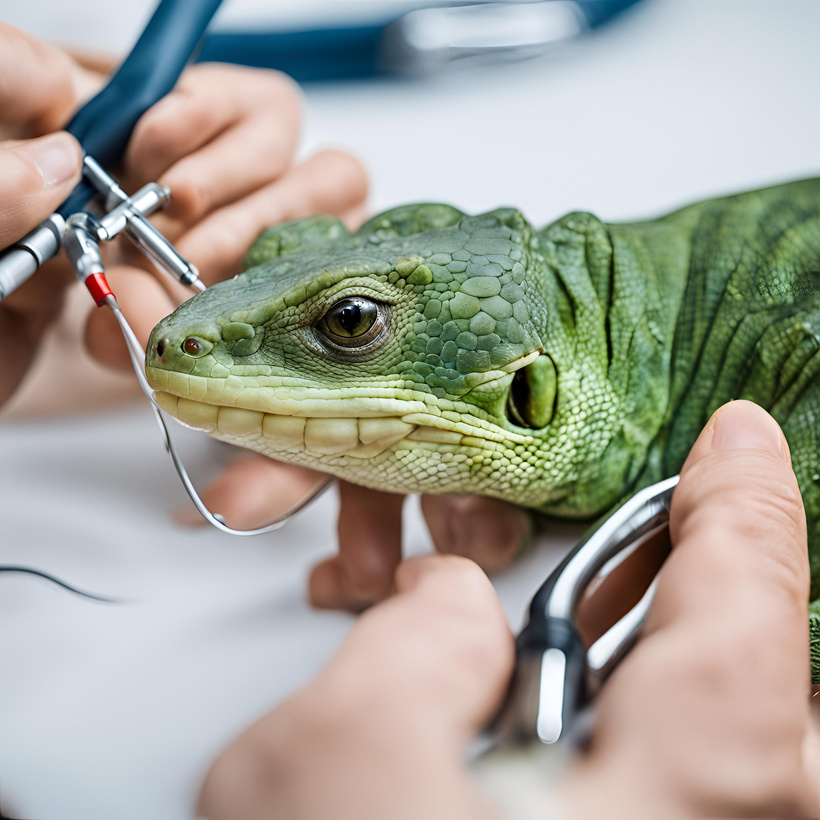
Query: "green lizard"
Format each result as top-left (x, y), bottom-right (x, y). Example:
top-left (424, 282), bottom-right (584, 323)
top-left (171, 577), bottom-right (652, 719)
top-left (145, 178), bottom-right (820, 683)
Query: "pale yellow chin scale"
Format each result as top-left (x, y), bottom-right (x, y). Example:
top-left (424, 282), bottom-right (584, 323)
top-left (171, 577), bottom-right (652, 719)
top-left (151, 390), bottom-right (465, 459)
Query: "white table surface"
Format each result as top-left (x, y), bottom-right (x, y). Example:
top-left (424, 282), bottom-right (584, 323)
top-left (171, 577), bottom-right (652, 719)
top-left (1, 1), bottom-right (819, 817)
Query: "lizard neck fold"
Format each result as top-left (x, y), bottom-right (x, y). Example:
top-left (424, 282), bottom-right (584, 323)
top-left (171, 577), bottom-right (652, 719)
top-left (534, 211), bottom-right (690, 516)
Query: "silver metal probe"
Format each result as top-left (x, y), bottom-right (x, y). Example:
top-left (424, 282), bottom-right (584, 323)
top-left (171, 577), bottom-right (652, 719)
top-left (84, 155), bottom-right (201, 286)
top-left (0, 155), bottom-right (200, 301)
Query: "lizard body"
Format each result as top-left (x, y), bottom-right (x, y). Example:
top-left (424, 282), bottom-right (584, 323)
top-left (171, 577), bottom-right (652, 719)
top-left (145, 178), bottom-right (820, 682)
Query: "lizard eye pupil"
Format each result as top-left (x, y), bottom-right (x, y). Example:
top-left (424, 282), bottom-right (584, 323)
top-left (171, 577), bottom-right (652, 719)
top-left (184, 338), bottom-right (202, 356)
top-left (338, 303), bottom-right (362, 334)
top-left (181, 336), bottom-right (214, 358)
top-left (319, 298), bottom-right (383, 348)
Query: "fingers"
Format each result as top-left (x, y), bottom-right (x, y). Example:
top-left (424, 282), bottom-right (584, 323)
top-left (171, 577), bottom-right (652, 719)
top-left (309, 483), bottom-right (404, 611)
top-left (311, 487), bottom-right (534, 611)
top-left (0, 23), bottom-right (77, 135)
top-left (0, 133), bottom-right (82, 247)
top-left (319, 555), bottom-right (514, 743)
top-left (199, 556), bottom-right (511, 820)
top-left (124, 65), bottom-right (302, 230)
top-left (576, 401), bottom-right (816, 819)
top-left (171, 455), bottom-right (327, 529)
top-left (652, 401), bottom-right (808, 636)
top-left (84, 62), bottom-right (366, 374)
top-left (174, 148), bottom-right (369, 283)
top-left (422, 494), bottom-right (534, 572)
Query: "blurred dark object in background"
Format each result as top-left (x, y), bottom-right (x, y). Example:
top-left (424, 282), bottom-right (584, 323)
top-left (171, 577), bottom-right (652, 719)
top-left (198, 0), bottom-right (645, 82)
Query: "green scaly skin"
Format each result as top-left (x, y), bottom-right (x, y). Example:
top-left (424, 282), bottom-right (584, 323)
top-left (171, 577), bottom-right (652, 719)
top-left (145, 178), bottom-right (820, 682)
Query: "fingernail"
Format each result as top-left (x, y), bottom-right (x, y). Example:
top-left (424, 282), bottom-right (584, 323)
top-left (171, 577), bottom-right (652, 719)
top-left (710, 401), bottom-right (785, 458)
top-left (23, 132), bottom-right (80, 186)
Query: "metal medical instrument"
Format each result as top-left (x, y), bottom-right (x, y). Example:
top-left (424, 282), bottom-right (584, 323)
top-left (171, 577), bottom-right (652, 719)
top-left (0, 0), bottom-right (329, 534)
top-left (0, 0), bottom-right (225, 300)
top-left (493, 474), bottom-right (678, 747)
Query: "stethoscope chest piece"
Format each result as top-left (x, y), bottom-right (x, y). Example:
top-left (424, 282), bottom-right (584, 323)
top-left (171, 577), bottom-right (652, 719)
top-left (493, 475), bottom-right (679, 749)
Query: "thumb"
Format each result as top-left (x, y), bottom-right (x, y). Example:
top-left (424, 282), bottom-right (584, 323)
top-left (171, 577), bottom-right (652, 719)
top-left (575, 401), bottom-right (814, 819)
top-left (198, 557), bottom-right (512, 820)
top-left (0, 133), bottom-right (83, 248)
top-left (652, 399), bottom-right (808, 647)
top-left (317, 555), bottom-right (514, 746)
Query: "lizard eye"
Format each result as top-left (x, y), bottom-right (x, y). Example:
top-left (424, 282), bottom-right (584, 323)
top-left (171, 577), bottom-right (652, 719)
top-left (317, 297), bottom-right (385, 348)
top-left (182, 336), bottom-right (213, 358)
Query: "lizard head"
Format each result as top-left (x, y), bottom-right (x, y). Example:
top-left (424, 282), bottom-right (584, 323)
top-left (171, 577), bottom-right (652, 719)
top-left (145, 205), bottom-right (563, 505)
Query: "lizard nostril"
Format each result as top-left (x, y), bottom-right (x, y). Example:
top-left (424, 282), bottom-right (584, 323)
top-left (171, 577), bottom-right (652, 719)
top-left (156, 339), bottom-right (165, 358)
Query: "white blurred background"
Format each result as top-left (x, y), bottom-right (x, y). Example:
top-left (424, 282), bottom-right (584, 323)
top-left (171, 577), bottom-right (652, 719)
top-left (0, 1), bottom-right (818, 818)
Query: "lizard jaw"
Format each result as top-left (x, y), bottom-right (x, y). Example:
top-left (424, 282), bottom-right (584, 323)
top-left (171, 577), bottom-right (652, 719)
top-left (154, 390), bottom-right (416, 457)
top-left (152, 390), bottom-right (532, 460)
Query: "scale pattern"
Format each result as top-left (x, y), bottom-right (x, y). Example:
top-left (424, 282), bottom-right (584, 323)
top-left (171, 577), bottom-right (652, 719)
top-left (145, 180), bottom-right (820, 682)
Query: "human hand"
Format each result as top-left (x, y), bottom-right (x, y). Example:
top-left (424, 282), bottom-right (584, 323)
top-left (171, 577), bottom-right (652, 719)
top-left (198, 554), bottom-right (513, 820)
top-left (196, 401), bottom-right (820, 820)
top-left (0, 23), bottom-right (368, 411)
top-left (563, 400), bottom-right (820, 818)
top-left (0, 23), bottom-right (93, 405)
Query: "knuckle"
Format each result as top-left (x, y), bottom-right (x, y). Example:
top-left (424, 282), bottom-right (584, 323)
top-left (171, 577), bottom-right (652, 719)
top-left (724, 756), bottom-right (806, 816)
top-left (130, 108), bottom-right (170, 155)
top-left (187, 63), bottom-right (303, 114)
top-left (674, 750), bottom-right (806, 817)
top-left (628, 639), bottom-right (809, 812)
top-left (296, 149), bottom-right (369, 218)
top-left (345, 559), bottom-right (391, 600)
top-left (166, 175), bottom-right (211, 223)
top-left (316, 148), bottom-right (369, 192)
top-left (261, 70), bottom-right (303, 109)
top-left (130, 98), bottom-right (210, 169)
top-left (239, 66), bottom-right (303, 110)
top-left (175, 99), bottom-right (220, 142)
top-left (649, 627), bottom-right (743, 695)
top-left (0, 26), bottom-right (74, 133)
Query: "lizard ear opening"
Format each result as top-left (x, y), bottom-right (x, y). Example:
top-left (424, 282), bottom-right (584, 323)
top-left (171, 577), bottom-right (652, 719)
top-left (506, 353), bottom-right (557, 429)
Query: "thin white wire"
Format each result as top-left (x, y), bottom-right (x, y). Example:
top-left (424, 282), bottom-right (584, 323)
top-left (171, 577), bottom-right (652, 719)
top-left (103, 295), bottom-right (331, 535)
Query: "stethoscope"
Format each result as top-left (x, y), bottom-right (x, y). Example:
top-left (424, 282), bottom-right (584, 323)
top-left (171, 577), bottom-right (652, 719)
top-left (0, 0), bottom-right (676, 747)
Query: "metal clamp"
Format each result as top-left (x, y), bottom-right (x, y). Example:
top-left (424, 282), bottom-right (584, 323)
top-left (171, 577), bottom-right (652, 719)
top-left (83, 156), bottom-right (202, 289)
top-left (0, 154), bottom-right (202, 302)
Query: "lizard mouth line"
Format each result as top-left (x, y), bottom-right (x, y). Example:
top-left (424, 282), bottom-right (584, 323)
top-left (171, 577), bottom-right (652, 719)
top-left (152, 390), bottom-right (532, 459)
top-left (145, 350), bottom-right (539, 459)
